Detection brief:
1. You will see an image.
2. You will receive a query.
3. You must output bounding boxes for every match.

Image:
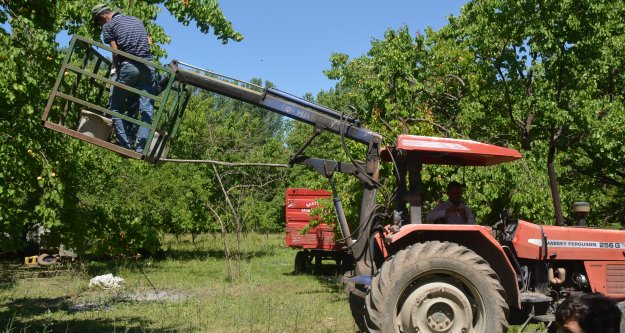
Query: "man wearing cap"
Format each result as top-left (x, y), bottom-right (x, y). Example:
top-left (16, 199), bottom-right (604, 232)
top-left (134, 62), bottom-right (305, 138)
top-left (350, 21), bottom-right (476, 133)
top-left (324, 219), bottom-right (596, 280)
top-left (92, 4), bottom-right (156, 153)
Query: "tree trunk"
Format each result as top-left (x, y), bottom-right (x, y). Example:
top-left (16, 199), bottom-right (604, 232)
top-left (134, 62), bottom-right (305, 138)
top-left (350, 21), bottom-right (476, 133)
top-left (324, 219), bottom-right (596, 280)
top-left (212, 164), bottom-right (241, 277)
top-left (207, 205), bottom-right (233, 280)
top-left (547, 143), bottom-right (565, 226)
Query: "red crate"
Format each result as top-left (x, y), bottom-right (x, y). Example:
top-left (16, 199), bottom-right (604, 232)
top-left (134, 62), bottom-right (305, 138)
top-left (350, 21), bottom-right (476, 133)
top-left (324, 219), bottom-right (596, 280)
top-left (285, 188), bottom-right (340, 251)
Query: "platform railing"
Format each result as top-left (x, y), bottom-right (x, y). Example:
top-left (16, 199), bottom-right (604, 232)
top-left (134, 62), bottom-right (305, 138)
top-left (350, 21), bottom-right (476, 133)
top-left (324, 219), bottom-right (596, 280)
top-left (41, 35), bottom-right (190, 162)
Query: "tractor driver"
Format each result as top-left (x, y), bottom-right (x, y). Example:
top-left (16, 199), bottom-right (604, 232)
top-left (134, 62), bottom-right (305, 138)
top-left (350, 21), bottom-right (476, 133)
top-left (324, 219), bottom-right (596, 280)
top-left (426, 181), bottom-right (476, 224)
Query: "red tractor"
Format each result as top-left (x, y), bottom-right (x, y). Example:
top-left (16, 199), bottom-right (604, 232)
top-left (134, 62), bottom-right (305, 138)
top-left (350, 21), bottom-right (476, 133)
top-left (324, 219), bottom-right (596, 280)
top-left (344, 135), bottom-right (625, 333)
top-left (43, 36), bottom-right (625, 333)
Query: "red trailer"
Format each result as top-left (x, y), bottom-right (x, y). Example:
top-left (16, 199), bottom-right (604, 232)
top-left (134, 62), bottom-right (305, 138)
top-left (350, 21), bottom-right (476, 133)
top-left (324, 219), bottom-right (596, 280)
top-left (285, 188), bottom-right (348, 273)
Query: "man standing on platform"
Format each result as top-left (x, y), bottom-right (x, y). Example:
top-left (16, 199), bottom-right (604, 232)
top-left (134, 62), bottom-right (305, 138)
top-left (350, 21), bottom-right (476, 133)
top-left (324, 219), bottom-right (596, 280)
top-left (92, 4), bottom-right (156, 153)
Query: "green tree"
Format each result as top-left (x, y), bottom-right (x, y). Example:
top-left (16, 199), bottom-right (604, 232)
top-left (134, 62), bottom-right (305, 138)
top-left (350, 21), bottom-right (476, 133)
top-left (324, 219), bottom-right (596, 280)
top-left (440, 0), bottom-right (625, 226)
top-left (170, 78), bottom-right (291, 277)
top-left (321, 2), bottom-right (625, 228)
top-left (0, 0), bottom-right (242, 252)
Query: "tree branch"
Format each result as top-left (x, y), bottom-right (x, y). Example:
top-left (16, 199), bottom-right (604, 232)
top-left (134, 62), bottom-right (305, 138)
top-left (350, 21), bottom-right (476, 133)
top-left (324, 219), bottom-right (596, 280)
top-left (161, 158), bottom-right (289, 168)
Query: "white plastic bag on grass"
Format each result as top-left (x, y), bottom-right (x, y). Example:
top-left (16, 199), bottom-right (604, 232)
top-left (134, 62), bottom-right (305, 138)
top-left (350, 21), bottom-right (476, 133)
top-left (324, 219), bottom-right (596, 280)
top-left (89, 273), bottom-right (125, 289)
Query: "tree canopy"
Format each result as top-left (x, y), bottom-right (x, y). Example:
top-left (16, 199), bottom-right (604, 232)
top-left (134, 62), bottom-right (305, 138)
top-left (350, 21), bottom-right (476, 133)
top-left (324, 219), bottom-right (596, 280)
top-left (2, 0), bottom-right (624, 255)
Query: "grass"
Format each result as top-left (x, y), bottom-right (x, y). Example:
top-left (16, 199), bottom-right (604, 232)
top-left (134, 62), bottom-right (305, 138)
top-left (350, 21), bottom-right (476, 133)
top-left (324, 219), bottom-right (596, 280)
top-left (1, 233), bottom-right (542, 333)
top-left (1, 233), bottom-right (354, 333)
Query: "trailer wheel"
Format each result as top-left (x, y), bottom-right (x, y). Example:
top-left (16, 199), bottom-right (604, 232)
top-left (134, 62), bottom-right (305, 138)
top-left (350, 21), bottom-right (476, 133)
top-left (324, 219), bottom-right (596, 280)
top-left (294, 251), bottom-right (306, 274)
top-left (369, 241), bottom-right (509, 333)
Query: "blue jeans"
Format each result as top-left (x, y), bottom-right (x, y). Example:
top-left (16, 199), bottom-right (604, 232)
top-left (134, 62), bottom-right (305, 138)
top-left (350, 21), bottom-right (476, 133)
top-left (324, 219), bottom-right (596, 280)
top-left (111, 60), bottom-right (156, 153)
top-left (108, 72), bottom-right (139, 144)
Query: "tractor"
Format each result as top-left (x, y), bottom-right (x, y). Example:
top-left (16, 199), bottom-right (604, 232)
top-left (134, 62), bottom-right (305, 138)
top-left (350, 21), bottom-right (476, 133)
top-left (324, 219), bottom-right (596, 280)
top-left (345, 136), bottom-right (625, 333)
top-left (41, 36), bottom-right (625, 332)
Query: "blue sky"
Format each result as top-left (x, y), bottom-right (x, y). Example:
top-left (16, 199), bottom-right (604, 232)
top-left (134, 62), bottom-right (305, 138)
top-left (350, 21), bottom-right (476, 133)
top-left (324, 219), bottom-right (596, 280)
top-left (155, 1), bottom-right (466, 97)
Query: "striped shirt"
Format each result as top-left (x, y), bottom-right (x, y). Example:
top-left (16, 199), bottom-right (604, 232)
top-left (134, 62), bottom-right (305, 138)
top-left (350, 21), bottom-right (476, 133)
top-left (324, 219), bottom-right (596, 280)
top-left (102, 13), bottom-right (151, 59)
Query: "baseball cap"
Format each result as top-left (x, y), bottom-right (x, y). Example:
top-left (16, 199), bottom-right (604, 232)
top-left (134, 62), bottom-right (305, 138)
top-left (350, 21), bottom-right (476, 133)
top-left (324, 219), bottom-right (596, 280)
top-left (91, 4), bottom-right (111, 23)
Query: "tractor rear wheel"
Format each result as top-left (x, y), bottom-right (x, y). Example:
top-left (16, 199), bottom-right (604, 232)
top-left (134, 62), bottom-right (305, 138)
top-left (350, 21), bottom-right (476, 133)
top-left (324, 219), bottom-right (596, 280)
top-left (367, 241), bottom-right (509, 333)
top-left (618, 301), bottom-right (625, 333)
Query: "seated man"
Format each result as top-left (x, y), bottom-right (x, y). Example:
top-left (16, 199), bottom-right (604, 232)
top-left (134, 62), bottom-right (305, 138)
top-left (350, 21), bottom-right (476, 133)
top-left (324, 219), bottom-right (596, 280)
top-left (426, 181), bottom-right (475, 224)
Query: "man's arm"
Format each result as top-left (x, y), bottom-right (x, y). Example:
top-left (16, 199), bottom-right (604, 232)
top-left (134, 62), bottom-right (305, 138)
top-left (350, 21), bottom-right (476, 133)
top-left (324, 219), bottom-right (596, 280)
top-left (461, 205), bottom-right (476, 224)
top-left (109, 40), bottom-right (119, 67)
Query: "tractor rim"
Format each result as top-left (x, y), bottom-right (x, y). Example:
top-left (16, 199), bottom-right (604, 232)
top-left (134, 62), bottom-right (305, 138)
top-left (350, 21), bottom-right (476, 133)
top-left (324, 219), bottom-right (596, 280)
top-left (395, 271), bottom-right (485, 333)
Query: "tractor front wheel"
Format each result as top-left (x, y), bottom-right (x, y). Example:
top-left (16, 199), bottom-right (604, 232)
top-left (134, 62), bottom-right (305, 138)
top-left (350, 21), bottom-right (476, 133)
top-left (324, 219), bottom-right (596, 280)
top-left (368, 241), bottom-right (509, 333)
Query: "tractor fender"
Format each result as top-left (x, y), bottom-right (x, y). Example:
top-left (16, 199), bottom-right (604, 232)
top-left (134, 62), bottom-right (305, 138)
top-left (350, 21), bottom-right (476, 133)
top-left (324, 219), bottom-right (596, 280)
top-left (381, 224), bottom-right (521, 310)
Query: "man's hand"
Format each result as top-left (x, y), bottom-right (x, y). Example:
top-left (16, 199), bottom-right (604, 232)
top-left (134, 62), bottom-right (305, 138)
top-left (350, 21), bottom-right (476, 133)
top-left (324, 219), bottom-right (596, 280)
top-left (445, 205), bottom-right (460, 214)
top-left (458, 207), bottom-right (468, 222)
top-left (446, 205), bottom-right (469, 223)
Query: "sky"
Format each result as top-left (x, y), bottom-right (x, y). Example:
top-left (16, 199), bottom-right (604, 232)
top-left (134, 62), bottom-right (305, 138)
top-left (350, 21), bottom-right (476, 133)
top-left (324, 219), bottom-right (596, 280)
top-left (153, 1), bottom-right (467, 98)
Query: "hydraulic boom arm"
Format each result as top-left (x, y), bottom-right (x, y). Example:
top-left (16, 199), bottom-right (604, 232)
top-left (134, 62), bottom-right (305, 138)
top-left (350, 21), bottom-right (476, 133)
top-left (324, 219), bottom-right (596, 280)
top-left (170, 61), bottom-right (381, 146)
top-left (170, 61), bottom-right (382, 267)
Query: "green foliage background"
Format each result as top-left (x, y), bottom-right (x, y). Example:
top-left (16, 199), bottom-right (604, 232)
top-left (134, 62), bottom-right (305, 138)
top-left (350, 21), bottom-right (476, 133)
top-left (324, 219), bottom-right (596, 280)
top-left (2, 0), bottom-right (624, 255)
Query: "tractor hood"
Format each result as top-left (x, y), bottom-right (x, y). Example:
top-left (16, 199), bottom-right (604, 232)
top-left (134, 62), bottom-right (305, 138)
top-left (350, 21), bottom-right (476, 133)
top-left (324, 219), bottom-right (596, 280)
top-left (382, 135), bottom-right (522, 166)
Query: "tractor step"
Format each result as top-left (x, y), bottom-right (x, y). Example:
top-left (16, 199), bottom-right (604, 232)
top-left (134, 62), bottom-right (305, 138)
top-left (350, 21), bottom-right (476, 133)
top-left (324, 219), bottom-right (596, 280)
top-left (520, 291), bottom-right (553, 303)
top-left (531, 314), bottom-right (555, 322)
top-left (348, 275), bottom-right (371, 285)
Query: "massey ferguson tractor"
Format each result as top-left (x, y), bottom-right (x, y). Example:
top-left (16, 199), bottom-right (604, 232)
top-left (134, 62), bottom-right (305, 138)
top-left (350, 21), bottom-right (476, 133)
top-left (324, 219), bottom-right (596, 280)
top-left (42, 36), bottom-right (625, 333)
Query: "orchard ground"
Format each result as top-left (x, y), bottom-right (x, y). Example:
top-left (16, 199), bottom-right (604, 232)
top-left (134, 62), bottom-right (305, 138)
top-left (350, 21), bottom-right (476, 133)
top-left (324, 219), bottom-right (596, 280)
top-left (0, 233), bottom-right (541, 332)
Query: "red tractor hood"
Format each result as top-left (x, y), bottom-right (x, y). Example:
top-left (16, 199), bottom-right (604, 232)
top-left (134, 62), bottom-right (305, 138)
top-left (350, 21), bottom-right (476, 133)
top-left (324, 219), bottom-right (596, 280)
top-left (382, 135), bottom-right (522, 166)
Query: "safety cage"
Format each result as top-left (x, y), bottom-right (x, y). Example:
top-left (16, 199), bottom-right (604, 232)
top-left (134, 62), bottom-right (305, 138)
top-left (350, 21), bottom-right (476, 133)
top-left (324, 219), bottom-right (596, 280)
top-left (41, 35), bottom-right (192, 162)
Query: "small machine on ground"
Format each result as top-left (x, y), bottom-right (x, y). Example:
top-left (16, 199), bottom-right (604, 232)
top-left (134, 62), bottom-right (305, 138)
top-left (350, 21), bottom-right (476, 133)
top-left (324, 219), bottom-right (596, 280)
top-left (42, 35), bottom-right (625, 333)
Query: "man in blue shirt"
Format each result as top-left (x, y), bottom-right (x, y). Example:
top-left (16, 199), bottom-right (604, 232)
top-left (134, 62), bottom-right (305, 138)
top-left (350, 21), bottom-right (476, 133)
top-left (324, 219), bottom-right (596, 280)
top-left (92, 4), bottom-right (155, 154)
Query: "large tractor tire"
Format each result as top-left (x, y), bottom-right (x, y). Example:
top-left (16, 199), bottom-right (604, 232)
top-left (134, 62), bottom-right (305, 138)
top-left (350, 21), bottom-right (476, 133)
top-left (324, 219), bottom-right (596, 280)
top-left (618, 301), bottom-right (625, 333)
top-left (37, 253), bottom-right (58, 266)
top-left (367, 241), bottom-right (509, 333)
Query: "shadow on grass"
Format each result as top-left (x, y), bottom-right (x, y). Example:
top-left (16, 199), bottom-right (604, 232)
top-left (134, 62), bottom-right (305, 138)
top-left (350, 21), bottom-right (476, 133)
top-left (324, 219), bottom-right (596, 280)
top-left (0, 262), bottom-right (72, 291)
top-left (79, 247), bottom-right (280, 278)
top-left (313, 272), bottom-right (346, 296)
top-left (0, 263), bottom-right (18, 291)
top-left (1, 296), bottom-right (72, 317)
top-left (157, 247), bottom-right (277, 262)
top-left (281, 255), bottom-right (346, 296)
top-left (2, 317), bottom-right (163, 333)
top-left (0, 296), bottom-right (177, 333)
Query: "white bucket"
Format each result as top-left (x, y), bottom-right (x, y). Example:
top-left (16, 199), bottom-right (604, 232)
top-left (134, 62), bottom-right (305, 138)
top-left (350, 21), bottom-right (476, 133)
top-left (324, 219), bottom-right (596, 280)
top-left (77, 110), bottom-right (113, 140)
